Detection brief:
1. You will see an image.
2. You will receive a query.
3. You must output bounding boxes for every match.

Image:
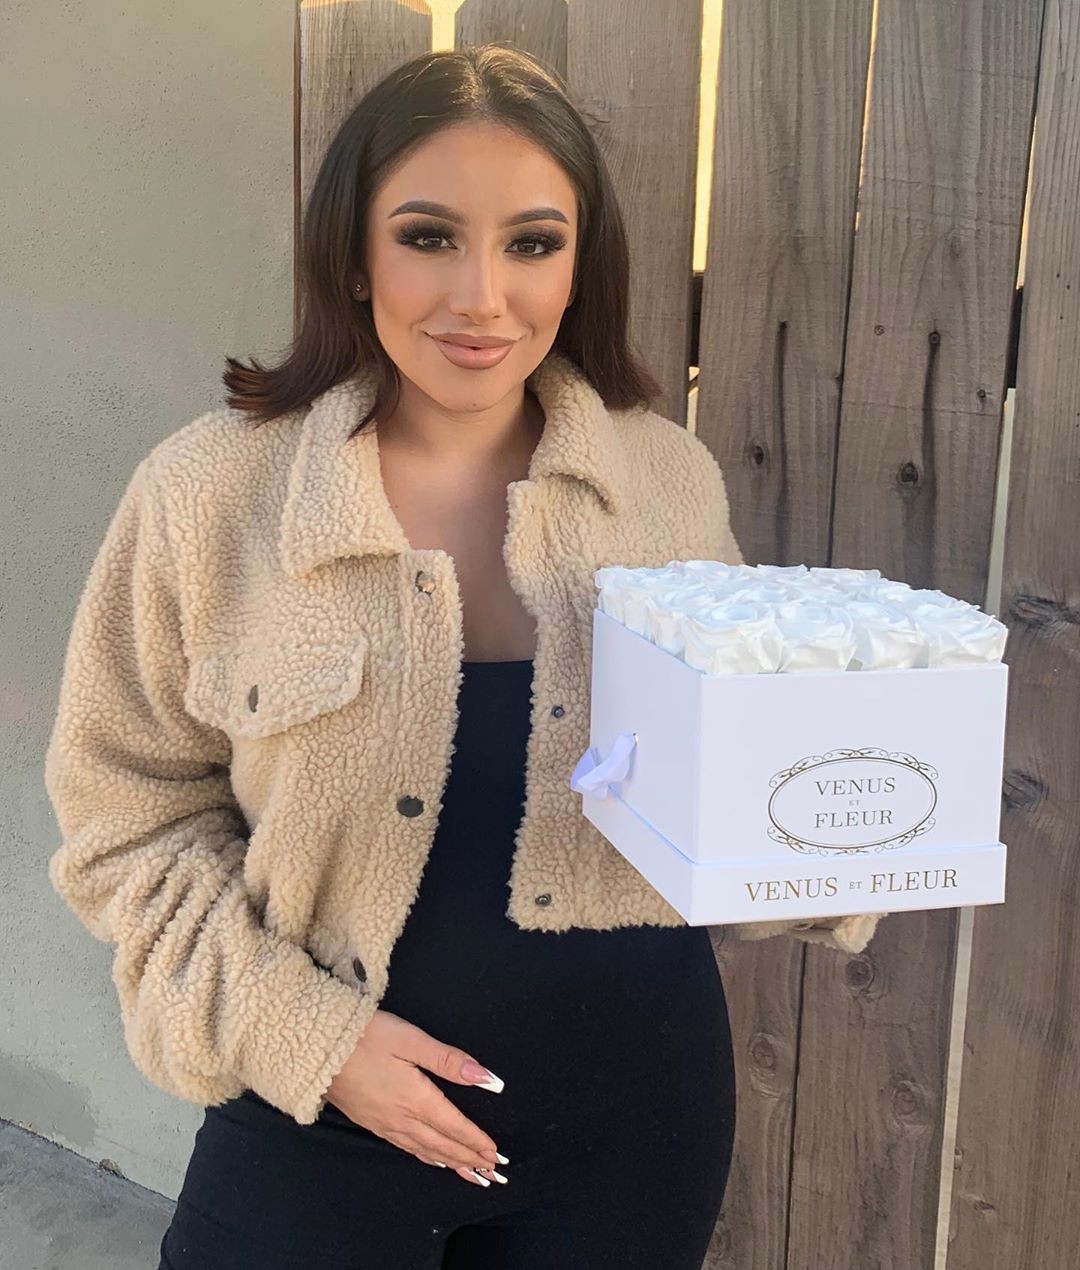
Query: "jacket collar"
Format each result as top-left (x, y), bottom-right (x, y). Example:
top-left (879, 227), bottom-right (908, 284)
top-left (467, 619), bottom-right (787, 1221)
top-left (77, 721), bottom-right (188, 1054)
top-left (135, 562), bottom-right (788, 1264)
top-left (279, 348), bottom-right (631, 578)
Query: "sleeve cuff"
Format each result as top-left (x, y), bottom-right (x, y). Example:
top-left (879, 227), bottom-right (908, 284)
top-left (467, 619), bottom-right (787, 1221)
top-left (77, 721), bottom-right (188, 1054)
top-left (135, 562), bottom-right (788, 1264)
top-left (731, 912), bottom-right (883, 956)
top-left (239, 944), bottom-right (381, 1125)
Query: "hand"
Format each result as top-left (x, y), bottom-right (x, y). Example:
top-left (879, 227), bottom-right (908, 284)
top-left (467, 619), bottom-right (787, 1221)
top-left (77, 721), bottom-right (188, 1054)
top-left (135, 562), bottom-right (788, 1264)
top-left (325, 1008), bottom-right (509, 1188)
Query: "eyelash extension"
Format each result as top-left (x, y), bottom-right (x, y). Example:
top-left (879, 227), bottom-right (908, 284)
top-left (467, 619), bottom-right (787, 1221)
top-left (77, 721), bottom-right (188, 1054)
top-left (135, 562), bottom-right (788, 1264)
top-left (395, 219), bottom-right (567, 258)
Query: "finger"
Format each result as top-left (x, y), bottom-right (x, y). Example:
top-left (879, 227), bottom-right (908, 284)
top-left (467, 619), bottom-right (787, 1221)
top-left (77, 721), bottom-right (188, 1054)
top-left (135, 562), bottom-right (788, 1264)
top-left (413, 1081), bottom-right (500, 1162)
top-left (382, 1128), bottom-right (456, 1169)
top-left (402, 1116), bottom-right (499, 1173)
top-left (398, 1025), bottom-right (502, 1092)
top-left (455, 1166), bottom-right (493, 1187)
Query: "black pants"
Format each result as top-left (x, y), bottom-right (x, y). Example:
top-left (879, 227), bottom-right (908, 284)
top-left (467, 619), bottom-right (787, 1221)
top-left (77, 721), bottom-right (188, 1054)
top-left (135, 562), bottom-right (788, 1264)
top-left (156, 958), bottom-right (736, 1270)
top-left (159, 660), bottom-right (736, 1267)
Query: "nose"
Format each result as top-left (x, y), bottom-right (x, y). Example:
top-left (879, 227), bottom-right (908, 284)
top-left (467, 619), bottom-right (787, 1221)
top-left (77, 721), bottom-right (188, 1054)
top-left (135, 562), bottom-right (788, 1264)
top-left (447, 249), bottom-right (505, 321)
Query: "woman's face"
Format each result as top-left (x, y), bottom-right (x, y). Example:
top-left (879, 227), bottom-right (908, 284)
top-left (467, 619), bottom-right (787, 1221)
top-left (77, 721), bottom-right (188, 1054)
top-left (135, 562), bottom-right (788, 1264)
top-left (362, 120), bottom-right (579, 407)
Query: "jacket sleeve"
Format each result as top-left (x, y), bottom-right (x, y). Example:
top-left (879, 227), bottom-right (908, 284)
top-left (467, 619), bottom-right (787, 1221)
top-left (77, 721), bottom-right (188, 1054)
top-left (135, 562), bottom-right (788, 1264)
top-left (44, 453), bottom-right (374, 1124)
top-left (694, 445), bottom-right (885, 957)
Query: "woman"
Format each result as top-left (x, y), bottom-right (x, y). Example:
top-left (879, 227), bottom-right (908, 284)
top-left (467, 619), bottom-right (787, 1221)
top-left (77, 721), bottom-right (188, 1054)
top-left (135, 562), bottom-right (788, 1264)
top-left (45, 44), bottom-right (879, 1270)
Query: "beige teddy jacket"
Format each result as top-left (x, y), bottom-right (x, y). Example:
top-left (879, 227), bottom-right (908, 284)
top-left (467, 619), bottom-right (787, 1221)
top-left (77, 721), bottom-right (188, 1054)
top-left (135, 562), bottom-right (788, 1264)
top-left (44, 349), bottom-right (883, 1126)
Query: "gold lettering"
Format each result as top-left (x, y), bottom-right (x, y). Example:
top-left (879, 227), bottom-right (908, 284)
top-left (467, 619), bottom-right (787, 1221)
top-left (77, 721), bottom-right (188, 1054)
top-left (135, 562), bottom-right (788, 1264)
top-left (744, 876), bottom-right (841, 903)
top-left (869, 868), bottom-right (957, 894)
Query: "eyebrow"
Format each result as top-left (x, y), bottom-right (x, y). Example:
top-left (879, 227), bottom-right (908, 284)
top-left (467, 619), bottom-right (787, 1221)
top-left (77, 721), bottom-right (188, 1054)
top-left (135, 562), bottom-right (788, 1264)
top-left (387, 199), bottom-right (570, 227)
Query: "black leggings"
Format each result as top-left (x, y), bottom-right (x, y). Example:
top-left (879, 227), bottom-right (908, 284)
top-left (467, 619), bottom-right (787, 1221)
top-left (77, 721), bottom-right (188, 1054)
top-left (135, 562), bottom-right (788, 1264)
top-left (156, 954), bottom-right (736, 1270)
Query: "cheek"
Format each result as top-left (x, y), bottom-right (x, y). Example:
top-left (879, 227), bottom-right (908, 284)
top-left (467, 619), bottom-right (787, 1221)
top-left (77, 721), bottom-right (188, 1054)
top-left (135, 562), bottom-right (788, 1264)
top-left (513, 266), bottom-right (574, 319)
top-left (373, 252), bottom-right (435, 316)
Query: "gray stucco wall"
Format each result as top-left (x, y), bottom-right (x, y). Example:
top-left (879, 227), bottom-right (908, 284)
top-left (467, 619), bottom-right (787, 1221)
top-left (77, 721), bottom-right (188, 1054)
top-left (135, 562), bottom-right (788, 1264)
top-left (1, 1), bottom-right (294, 1199)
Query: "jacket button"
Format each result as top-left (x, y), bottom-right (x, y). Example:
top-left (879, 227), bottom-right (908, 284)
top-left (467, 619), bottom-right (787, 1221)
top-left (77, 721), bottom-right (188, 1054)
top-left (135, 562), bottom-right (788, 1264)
top-left (352, 956), bottom-right (367, 982)
top-left (396, 795), bottom-right (424, 817)
top-left (247, 684), bottom-right (259, 711)
top-left (534, 893), bottom-right (552, 907)
top-left (550, 704), bottom-right (565, 718)
top-left (415, 571), bottom-right (435, 594)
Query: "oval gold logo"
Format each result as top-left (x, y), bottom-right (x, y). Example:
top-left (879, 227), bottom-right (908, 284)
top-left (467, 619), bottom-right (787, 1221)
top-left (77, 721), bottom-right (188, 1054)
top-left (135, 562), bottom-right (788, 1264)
top-left (767, 748), bottom-right (938, 854)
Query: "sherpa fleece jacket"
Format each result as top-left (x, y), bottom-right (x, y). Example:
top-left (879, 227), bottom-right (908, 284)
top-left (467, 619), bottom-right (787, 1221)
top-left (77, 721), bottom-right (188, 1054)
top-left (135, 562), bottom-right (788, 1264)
top-left (44, 347), bottom-right (884, 1126)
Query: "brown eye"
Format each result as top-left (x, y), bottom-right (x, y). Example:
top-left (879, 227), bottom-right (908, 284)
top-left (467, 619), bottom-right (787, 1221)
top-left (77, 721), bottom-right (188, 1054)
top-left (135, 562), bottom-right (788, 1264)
top-left (511, 232), bottom-right (567, 258)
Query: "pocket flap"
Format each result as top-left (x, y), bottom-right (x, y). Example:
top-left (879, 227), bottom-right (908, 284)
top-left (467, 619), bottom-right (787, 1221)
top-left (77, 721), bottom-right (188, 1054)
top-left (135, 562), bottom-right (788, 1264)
top-left (184, 636), bottom-right (368, 740)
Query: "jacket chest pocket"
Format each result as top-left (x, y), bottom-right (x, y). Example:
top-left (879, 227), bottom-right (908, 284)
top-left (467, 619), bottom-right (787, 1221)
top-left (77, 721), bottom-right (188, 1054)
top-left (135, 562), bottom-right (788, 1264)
top-left (183, 635), bottom-right (369, 741)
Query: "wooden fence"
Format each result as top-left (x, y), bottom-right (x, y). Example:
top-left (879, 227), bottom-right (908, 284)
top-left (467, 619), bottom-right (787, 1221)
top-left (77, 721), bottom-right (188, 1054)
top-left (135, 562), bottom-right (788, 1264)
top-left (296, 2), bottom-right (1079, 1266)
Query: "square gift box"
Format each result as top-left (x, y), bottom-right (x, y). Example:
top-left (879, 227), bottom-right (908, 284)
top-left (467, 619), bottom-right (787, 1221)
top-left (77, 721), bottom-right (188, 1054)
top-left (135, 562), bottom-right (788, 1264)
top-left (572, 606), bottom-right (1009, 926)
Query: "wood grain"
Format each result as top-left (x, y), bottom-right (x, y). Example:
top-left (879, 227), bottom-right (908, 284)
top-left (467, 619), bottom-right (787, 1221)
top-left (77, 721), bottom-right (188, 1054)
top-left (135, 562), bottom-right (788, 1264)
top-left (567, 0), bottom-right (702, 424)
top-left (795, 1), bottom-right (1042, 1267)
top-left (697, 3), bottom-right (875, 1265)
top-left (946, 2), bottom-right (1080, 1266)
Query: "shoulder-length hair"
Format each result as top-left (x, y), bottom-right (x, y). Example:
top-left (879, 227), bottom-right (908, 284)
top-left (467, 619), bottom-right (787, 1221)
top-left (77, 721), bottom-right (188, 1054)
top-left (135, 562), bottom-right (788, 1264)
top-left (223, 43), bottom-right (662, 435)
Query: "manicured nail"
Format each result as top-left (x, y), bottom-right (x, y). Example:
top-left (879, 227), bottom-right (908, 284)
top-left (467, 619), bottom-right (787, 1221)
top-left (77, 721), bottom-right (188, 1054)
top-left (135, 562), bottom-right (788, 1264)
top-left (480, 1168), bottom-right (509, 1184)
top-left (462, 1060), bottom-right (504, 1093)
top-left (495, 1152), bottom-right (510, 1164)
top-left (465, 1169), bottom-right (491, 1187)
top-left (432, 1161), bottom-right (447, 1168)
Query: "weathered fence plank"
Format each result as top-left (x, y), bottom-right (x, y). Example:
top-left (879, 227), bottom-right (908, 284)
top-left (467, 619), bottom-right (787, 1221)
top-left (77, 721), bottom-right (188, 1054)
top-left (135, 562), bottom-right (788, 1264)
top-left (565, 0), bottom-right (702, 424)
top-left (297, 0), bottom-right (432, 329)
top-left (795, 1), bottom-right (1043, 1267)
top-left (695, 2), bottom-right (876, 1265)
top-left (947, 2), bottom-right (1080, 1266)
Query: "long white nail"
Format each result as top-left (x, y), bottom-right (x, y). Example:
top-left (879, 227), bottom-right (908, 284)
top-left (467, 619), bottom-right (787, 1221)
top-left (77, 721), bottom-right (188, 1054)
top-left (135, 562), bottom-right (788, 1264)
top-left (466, 1169), bottom-right (491, 1187)
top-left (484, 1169), bottom-right (508, 1184)
top-left (432, 1161), bottom-right (447, 1168)
top-left (473, 1070), bottom-right (504, 1094)
top-left (495, 1152), bottom-right (510, 1164)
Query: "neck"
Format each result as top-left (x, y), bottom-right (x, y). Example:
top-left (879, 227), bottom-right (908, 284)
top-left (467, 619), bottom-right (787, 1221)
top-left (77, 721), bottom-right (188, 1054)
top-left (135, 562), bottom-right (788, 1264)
top-left (377, 378), bottom-right (544, 475)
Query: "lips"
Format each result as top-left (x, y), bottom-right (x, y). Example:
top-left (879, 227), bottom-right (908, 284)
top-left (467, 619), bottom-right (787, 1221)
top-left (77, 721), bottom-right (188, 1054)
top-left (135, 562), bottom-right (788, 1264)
top-left (431, 335), bottom-right (515, 348)
top-left (430, 334), bottom-right (516, 369)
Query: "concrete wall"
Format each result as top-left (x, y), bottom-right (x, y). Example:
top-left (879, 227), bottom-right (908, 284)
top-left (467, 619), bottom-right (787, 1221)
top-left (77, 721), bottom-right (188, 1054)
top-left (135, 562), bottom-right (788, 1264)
top-left (1, 1), bottom-right (294, 1199)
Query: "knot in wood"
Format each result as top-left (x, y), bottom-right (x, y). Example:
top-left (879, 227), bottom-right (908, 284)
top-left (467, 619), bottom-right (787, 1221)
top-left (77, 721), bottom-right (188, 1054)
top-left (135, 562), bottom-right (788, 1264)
top-left (891, 1080), bottom-right (923, 1124)
top-left (748, 1032), bottom-right (777, 1072)
top-left (844, 956), bottom-right (875, 992)
top-left (1002, 768), bottom-right (1045, 810)
top-left (1009, 593), bottom-right (1071, 628)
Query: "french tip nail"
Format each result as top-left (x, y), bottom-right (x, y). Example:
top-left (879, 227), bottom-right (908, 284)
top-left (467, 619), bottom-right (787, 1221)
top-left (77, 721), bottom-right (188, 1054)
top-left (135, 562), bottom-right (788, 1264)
top-left (475, 1071), bottom-right (504, 1093)
top-left (467, 1169), bottom-right (491, 1186)
top-left (495, 1152), bottom-right (510, 1164)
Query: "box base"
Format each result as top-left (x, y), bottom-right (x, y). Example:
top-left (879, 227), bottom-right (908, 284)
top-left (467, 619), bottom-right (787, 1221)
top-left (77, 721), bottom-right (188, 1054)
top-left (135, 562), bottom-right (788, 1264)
top-left (582, 788), bottom-right (1007, 926)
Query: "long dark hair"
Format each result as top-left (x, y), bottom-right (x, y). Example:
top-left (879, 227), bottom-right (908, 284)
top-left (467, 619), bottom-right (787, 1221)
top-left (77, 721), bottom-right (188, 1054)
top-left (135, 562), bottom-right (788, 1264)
top-left (223, 43), bottom-right (661, 434)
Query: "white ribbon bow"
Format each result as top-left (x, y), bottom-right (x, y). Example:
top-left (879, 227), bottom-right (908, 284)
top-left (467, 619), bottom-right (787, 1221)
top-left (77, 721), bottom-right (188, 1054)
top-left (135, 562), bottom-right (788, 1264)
top-left (570, 731), bottom-right (638, 799)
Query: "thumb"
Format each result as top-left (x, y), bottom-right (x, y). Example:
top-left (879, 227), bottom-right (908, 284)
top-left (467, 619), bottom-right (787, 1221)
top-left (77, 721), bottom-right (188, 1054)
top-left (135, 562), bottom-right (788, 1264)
top-left (409, 1032), bottom-right (505, 1093)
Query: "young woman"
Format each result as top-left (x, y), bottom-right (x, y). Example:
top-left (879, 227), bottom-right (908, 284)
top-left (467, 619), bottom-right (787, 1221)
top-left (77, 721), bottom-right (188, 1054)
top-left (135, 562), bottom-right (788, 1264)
top-left (45, 44), bottom-right (879, 1270)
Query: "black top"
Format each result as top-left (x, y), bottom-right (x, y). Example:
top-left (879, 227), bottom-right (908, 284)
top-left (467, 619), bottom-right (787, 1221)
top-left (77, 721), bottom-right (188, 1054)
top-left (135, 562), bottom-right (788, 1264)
top-left (374, 658), bottom-right (729, 1155)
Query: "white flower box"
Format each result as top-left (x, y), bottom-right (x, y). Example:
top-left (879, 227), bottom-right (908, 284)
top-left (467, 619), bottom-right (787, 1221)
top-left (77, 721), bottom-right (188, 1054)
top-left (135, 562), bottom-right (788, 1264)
top-left (572, 607), bottom-right (1008, 925)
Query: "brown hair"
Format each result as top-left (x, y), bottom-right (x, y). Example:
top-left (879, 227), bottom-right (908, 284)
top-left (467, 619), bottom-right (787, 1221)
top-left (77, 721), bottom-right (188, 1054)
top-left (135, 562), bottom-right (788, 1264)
top-left (222, 43), bottom-right (662, 434)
